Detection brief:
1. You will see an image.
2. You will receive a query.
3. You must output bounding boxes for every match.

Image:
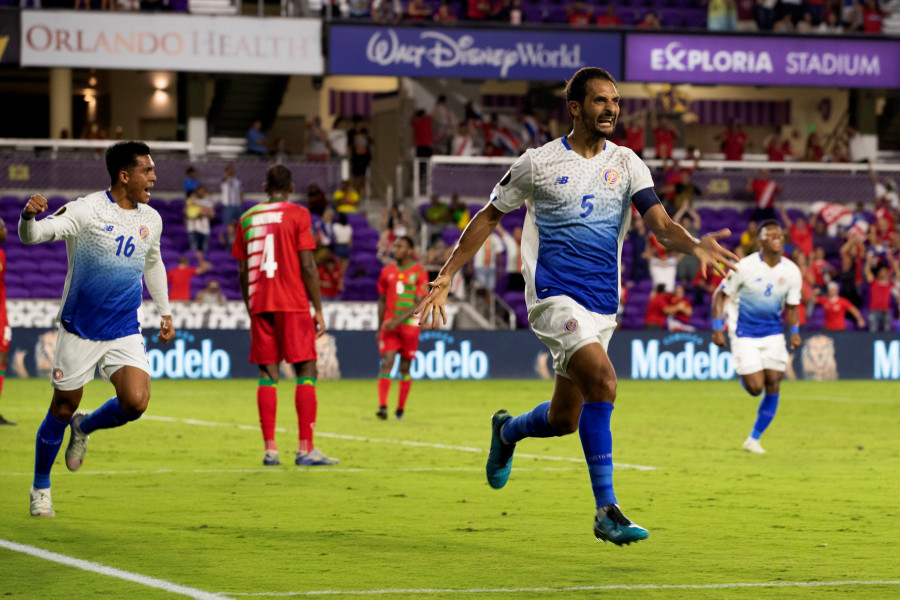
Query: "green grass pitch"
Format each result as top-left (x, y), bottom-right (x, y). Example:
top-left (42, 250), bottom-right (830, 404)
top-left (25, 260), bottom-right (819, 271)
top-left (1, 377), bottom-right (898, 599)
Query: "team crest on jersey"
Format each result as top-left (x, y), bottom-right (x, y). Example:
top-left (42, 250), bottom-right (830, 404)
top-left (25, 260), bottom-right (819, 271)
top-left (138, 225), bottom-right (150, 240)
top-left (52, 368), bottom-right (64, 381)
top-left (601, 168), bottom-right (620, 186)
top-left (778, 277), bottom-right (786, 285)
top-left (564, 318), bottom-right (578, 332)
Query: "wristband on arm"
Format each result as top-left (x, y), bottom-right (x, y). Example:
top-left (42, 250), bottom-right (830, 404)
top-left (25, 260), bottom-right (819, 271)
top-left (790, 325), bottom-right (799, 335)
top-left (712, 318), bottom-right (724, 331)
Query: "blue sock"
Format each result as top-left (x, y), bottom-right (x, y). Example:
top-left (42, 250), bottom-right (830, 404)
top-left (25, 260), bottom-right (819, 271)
top-left (80, 397), bottom-right (135, 435)
top-left (500, 401), bottom-right (557, 444)
top-left (579, 401), bottom-right (617, 509)
top-left (750, 393), bottom-right (779, 440)
top-left (34, 411), bottom-right (69, 489)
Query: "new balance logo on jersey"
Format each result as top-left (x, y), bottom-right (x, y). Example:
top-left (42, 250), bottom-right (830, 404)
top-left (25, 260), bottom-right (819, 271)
top-left (555, 176), bottom-right (569, 185)
top-left (105, 225), bottom-right (114, 232)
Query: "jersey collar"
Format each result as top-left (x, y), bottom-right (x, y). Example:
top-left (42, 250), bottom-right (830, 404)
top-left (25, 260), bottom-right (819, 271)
top-left (560, 137), bottom-right (606, 153)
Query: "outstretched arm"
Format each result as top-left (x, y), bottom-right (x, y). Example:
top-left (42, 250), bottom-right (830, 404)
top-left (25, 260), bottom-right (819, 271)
top-left (416, 203), bottom-right (504, 327)
top-left (643, 204), bottom-right (738, 278)
top-left (711, 285), bottom-right (729, 348)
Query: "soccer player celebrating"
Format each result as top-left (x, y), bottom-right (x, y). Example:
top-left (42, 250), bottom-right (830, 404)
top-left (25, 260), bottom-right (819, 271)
top-left (376, 236), bottom-right (428, 420)
top-left (232, 165), bottom-right (338, 467)
top-left (712, 220), bottom-right (803, 455)
top-left (20, 141), bottom-right (175, 517)
top-left (417, 67), bottom-right (738, 545)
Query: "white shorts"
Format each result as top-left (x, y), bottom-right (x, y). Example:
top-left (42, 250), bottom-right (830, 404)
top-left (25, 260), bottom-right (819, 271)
top-left (730, 333), bottom-right (789, 376)
top-left (51, 327), bottom-right (150, 390)
top-left (528, 295), bottom-right (617, 377)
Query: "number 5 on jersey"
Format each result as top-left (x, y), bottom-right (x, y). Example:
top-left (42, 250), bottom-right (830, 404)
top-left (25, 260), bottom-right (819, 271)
top-left (260, 233), bottom-right (278, 278)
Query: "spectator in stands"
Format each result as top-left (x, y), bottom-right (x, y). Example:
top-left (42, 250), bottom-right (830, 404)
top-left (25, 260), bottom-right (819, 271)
top-left (805, 0), bottom-right (827, 24)
top-left (811, 217), bottom-right (841, 258)
top-left (185, 185), bottom-right (214, 262)
top-left (864, 253), bottom-right (895, 331)
top-left (411, 109), bottom-right (434, 159)
top-left (306, 117), bottom-right (330, 162)
top-left (566, 0), bottom-right (594, 25)
top-left (836, 235), bottom-right (865, 307)
top-left (779, 0), bottom-right (805, 23)
top-left (809, 246), bottom-right (833, 293)
top-left (755, 0), bottom-right (778, 29)
top-left (424, 239), bottom-right (449, 282)
top-left (449, 194), bottom-right (471, 230)
top-left (373, 0), bottom-right (402, 23)
top-left (707, 0), bottom-right (738, 30)
top-left (349, 118), bottom-right (373, 194)
top-left (471, 230), bottom-right (504, 309)
top-left (219, 220), bottom-right (237, 250)
top-left (167, 255), bottom-right (210, 302)
top-left (314, 208), bottom-right (335, 263)
top-left (644, 284), bottom-right (670, 329)
top-left (333, 180), bottom-right (360, 213)
top-left (773, 12), bottom-right (796, 30)
top-left (431, 96), bottom-right (456, 156)
top-left (596, 3), bottom-right (623, 26)
top-left (673, 204), bottom-right (702, 284)
top-left (333, 212), bottom-right (353, 278)
top-left (816, 281), bottom-right (866, 330)
top-left (318, 254), bottom-right (345, 301)
top-left (627, 216), bottom-right (650, 281)
top-left (407, 0), bottom-right (433, 20)
top-left (326, 117), bottom-right (348, 161)
top-left (715, 118), bottom-right (749, 161)
top-left (270, 138), bottom-right (290, 164)
top-left (623, 114), bottom-right (646, 157)
top-left (651, 114), bottom-right (679, 160)
top-left (637, 11), bottom-right (663, 28)
top-left (741, 220), bottom-right (760, 255)
top-left (508, 0), bottom-right (524, 24)
top-left (219, 164), bottom-right (243, 227)
top-left (434, 1), bottom-right (459, 22)
top-left (347, 0), bottom-right (371, 18)
top-left (424, 194), bottom-right (453, 244)
top-left (736, 0), bottom-right (757, 29)
top-left (665, 284), bottom-right (695, 331)
top-left (747, 169), bottom-right (781, 221)
top-left (246, 120), bottom-right (268, 157)
top-left (869, 162), bottom-right (900, 213)
top-left (667, 170), bottom-right (703, 213)
top-left (451, 122), bottom-right (477, 156)
top-left (817, 10), bottom-right (845, 33)
top-left (763, 127), bottom-right (794, 161)
top-left (804, 132), bottom-right (825, 161)
top-left (467, 0), bottom-right (494, 19)
top-left (780, 205), bottom-right (814, 257)
top-left (499, 223), bottom-right (524, 291)
top-left (383, 204), bottom-right (412, 242)
top-left (195, 280), bottom-right (227, 306)
top-left (306, 183), bottom-right (329, 217)
top-left (860, 0), bottom-right (885, 33)
top-left (184, 167), bottom-right (201, 196)
top-left (796, 11), bottom-right (816, 31)
top-left (645, 235), bottom-right (678, 292)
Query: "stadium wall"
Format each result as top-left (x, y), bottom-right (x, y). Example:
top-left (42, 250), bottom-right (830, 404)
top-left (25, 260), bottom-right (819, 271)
top-left (8, 323), bottom-right (900, 382)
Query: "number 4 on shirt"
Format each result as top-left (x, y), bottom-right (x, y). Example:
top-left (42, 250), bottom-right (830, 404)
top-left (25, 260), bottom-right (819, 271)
top-left (260, 233), bottom-right (278, 278)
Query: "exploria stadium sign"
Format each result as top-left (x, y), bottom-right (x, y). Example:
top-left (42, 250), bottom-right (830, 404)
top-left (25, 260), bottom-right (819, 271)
top-left (625, 34), bottom-right (900, 88)
top-left (328, 25), bottom-right (620, 80)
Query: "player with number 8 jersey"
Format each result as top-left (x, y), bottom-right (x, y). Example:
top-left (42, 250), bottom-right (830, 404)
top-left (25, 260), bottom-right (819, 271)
top-left (231, 165), bottom-right (338, 467)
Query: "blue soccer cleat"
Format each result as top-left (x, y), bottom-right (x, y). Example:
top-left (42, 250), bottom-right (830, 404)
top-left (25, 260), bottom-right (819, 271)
top-left (296, 448), bottom-right (339, 466)
top-left (486, 410), bottom-right (516, 489)
top-left (593, 504), bottom-right (649, 546)
top-left (263, 450), bottom-right (280, 466)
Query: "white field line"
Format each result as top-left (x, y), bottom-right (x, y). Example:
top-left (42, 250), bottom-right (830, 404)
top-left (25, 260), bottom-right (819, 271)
top-left (0, 538), bottom-right (231, 600)
top-left (0, 466), bottom-right (582, 477)
top-left (144, 415), bottom-right (658, 471)
top-left (221, 580), bottom-right (900, 597)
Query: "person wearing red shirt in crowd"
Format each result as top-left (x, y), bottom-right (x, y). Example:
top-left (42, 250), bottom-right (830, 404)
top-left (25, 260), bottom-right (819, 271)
top-left (860, 0), bottom-right (884, 33)
top-left (815, 282), bottom-right (865, 331)
top-left (809, 246), bottom-right (832, 292)
top-left (692, 258), bottom-right (726, 306)
top-left (652, 115), bottom-right (679, 160)
top-left (166, 255), bottom-right (209, 301)
top-left (411, 109), bottom-right (434, 158)
top-left (747, 169), bottom-right (781, 221)
top-left (804, 132), bottom-right (825, 162)
top-left (623, 114), bottom-right (645, 156)
top-left (406, 0), bottom-right (433, 21)
top-left (318, 254), bottom-right (344, 300)
top-left (664, 284), bottom-right (694, 331)
top-left (376, 236), bottom-right (428, 420)
top-left (864, 254), bottom-right (895, 331)
top-left (467, 0), bottom-right (493, 19)
top-left (232, 165), bottom-right (338, 467)
top-left (637, 11), bottom-right (662, 28)
top-left (779, 205), bottom-right (813, 257)
top-left (643, 284), bottom-right (671, 329)
top-left (566, 0), bottom-right (594, 25)
top-left (763, 128), bottom-right (793, 161)
top-left (715, 119), bottom-right (749, 161)
top-left (595, 3), bottom-right (622, 25)
top-left (433, 1), bottom-right (458, 22)
top-left (0, 218), bottom-right (12, 426)
top-left (791, 250), bottom-right (815, 326)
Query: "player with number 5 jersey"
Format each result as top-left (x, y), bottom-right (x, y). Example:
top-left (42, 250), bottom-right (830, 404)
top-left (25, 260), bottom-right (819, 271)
top-left (232, 165), bottom-right (338, 467)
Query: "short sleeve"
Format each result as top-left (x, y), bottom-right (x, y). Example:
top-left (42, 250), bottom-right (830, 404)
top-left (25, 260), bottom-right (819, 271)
top-left (720, 268), bottom-right (743, 298)
top-left (295, 208), bottom-right (316, 251)
top-left (785, 265), bottom-right (802, 306)
top-left (490, 152), bottom-right (533, 213)
top-left (625, 150), bottom-right (654, 198)
top-left (231, 223), bottom-right (247, 261)
top-left (377, 268), bottom-right (388, 296)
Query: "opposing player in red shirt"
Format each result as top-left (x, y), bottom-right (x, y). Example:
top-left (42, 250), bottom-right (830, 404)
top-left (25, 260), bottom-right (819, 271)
top-left (815, 282), bottom-right (866, 331)
top-left (0, 218), bottom-right (13, 426)
top-left (376, 236), bottom-right (428, 420)
top-left (232, 165), bottom-right (338, 467)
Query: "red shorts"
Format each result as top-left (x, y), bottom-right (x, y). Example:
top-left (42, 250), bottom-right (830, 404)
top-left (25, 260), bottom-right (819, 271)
top-left (250, 312), bottom-right (317, 366)
top-left (378, 324), bottom-right (421, 360)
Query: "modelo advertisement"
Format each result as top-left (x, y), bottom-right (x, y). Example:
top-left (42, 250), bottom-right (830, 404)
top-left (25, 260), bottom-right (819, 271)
top-left (7, 328), bottom-right (900, 381)
top-left (625, 33), bottom-right (900, 88)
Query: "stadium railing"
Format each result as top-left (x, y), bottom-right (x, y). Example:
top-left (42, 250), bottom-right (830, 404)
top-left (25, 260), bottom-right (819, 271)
top-left (0, 138), bottom-right (192, 159)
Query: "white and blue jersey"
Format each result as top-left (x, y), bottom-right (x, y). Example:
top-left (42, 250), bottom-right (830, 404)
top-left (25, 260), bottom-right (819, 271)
top-left (19, 191), bottom-right (170, 341)
top-left (720, 253), bottom-right (802, 339)
top-left (490, 138), bottom-right (658, 315)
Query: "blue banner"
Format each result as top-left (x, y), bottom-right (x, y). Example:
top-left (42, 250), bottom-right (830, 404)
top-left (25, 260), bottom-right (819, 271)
top-left (9, 327), bottom-right (900, 381)
top-left (328, 25), bottom-right (621, 81)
